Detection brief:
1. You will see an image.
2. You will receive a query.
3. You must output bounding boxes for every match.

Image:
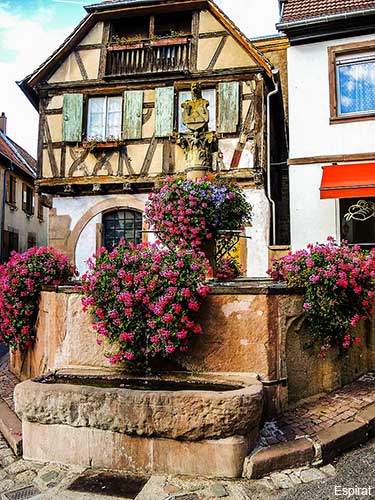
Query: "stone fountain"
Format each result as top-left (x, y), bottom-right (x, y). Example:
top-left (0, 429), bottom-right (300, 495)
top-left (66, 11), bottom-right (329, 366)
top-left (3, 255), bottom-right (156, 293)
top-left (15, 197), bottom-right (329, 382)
top-left (13, 83), bottom-right (265, 479)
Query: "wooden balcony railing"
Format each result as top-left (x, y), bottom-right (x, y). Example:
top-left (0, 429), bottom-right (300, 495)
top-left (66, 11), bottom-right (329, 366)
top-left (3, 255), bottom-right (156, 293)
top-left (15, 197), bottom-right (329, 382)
top-left (106, 37), bottom-right (191, 77)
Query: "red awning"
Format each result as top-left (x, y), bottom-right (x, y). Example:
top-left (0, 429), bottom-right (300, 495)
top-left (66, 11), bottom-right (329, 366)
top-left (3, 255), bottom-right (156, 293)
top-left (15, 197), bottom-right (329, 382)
top-left (320, 163), bottom-right (375, 199)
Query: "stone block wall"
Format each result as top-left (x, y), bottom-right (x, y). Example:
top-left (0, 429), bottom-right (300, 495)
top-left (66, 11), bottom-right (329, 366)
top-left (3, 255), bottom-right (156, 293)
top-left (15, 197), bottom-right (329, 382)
top-left (9, 282), bottom-right (375, 415)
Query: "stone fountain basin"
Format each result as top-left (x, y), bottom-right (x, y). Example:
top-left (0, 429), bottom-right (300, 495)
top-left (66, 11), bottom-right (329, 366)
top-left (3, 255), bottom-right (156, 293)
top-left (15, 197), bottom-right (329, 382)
top-left (14, 371), bottom-right (263, 441)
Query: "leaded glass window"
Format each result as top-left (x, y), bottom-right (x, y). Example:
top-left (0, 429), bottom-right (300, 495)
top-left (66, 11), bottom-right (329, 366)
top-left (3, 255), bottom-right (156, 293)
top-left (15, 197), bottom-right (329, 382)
top-left (103, 210), bottom-right (142, 251)
top-left (336, 52), bottom-right (375, 116)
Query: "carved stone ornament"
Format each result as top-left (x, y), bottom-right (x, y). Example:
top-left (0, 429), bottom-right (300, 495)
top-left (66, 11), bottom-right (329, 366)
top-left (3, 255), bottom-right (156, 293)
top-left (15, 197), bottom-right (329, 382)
top-left (177, 82), bottom-right (218, 179)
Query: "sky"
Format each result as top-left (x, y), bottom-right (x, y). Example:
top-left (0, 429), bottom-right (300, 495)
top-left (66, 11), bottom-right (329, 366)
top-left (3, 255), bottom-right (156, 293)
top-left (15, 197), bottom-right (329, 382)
top-left (0, 0), bottom-right (279, 157)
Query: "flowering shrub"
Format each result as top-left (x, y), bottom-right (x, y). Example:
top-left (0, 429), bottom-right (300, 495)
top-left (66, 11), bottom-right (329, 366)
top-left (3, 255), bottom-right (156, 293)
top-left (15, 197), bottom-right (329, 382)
top-left (0, 247), bottom-right (76, 350)
top-left (145, 176), bottom-right (252, 251)
top-left (269, 238), bottom-right (375, 356)
top-left (81, 242), bottom-right (210, 368)
top-left (216, 257), bottom-right (241, 280)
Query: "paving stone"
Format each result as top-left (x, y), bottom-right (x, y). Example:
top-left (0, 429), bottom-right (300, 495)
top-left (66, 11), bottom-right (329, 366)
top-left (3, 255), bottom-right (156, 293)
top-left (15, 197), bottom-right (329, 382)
top-left (0, 447), bottom-right (14, 458)
top-left (256, 477), bottom-right (275, 490)
top-left (0, 468), bottom-right (8, 480)
top-left (1, 455), bottom-right (17, 467)
top-left (319, 464), bottom-right (336, 477)
top-left (300, 468), bottom-right (329, 483)
top-left (269, 472), bottom-right (294, 489)
top-left (14, 469), bottom-right (37, 486)
top-left (0, 479), bottom-right (15, 493)
top-left (211, 483), bottom-right (228, 497)
top-left (5, 459), bottom-right (30, 475)
top-left (288, 473), bottom-right (302, 485)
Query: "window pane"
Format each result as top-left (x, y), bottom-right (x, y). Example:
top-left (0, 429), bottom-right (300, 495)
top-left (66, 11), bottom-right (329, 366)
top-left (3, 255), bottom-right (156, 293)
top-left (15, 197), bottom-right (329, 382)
top-left (106, 96), bottom-right (122, 139)
top-left (337, 59), bottom-right (375, 115)
top-left (87, 97), bottom-right (106, 139)
top-left (340, 198), bottom-right (375, 247)
top-left (103, 209), bottom-right (142, 250)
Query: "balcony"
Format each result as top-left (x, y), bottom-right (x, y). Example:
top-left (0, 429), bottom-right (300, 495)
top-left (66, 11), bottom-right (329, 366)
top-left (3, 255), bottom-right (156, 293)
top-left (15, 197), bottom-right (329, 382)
top-left (106, 37), bottom-right (192, 77)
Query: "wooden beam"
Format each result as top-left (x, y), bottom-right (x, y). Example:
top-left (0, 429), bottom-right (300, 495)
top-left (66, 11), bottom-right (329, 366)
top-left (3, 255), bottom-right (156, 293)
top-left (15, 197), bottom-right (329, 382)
top-left (288, 152), bottom-right (375, 165)
top-left (207, 35), bottom-right (228, 70)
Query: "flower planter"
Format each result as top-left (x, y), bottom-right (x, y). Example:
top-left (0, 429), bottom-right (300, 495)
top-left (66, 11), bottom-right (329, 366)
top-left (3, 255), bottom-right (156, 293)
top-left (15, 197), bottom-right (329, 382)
top-left (82, 141), bottom-right (123, 150)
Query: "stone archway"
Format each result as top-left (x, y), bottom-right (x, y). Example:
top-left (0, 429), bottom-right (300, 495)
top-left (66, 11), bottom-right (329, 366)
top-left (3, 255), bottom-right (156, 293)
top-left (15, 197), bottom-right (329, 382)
top-left (66, 196), bottom-right (146, 264)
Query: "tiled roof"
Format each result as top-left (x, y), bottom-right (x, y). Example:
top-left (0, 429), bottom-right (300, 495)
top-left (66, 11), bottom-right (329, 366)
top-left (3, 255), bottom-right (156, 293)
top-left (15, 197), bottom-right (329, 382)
top-left (0, 131), bottom-right (36, 178)
top-left (85, 0), bottom-right (190, 11)
top-left (281, 0), bottom-right (375, 23)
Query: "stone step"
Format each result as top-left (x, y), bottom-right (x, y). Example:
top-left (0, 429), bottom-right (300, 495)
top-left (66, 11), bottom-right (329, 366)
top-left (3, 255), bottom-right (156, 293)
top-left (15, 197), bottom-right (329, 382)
top-left (0, 400), bottom-right (22, 456)
top-left (244, 403), bottom-right (375, 479)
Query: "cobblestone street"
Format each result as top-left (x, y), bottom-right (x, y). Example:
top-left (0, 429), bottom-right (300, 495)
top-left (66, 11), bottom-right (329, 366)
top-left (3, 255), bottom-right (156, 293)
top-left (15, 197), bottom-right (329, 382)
top-left (1, 354), bottom-right (375, 498)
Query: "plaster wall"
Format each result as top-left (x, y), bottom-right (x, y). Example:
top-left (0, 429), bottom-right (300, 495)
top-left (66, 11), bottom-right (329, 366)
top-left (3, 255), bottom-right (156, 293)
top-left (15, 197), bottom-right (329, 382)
top-left (245, 189), bottom-right (270, 277)
top-left (289, 163), bottom-right (338, 250)
top-left (288, 34), bottom-right (375, 159)
top-left (0, 167), bottom-right (48, 252)
top-left (52, 193), bottom-right (148, 271)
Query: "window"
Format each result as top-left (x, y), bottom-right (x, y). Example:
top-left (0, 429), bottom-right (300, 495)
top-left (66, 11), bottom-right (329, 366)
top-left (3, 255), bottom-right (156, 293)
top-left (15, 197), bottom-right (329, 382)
top-left (22, 183), bottom-right (34, 216)
top-left (37, 198), bottom-right (44, 221)
top-left (178, 88), bottom-right (216, 132)
top-left (3, 230), bottom-right (18, 261)
top-left (340, 198), bottom-right (375, 247)
top-left (87, 96), bottom-right (122, 140)
top-left (27, 233), bottom-right (36, 248)
top-left (6, 173), bottom-right (16, 207)
top-left (329, 41), bottom-right (375, 122)
top-left (102, 209), bottom-right (142, 251)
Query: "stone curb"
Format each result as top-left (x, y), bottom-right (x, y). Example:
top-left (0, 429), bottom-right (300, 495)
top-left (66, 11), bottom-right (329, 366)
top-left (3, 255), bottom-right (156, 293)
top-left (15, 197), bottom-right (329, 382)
top-left (0, 400), bottom-right (22, 456)
top-left (244, 402), bottom-right (375, 479)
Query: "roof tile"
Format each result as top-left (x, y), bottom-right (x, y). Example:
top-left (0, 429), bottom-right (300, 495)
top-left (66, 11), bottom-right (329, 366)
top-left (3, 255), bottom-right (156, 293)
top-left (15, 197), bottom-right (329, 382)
top-left (0, 131), bottom-right (36, 178)
top-left (281, 0), bottom-right (375, 23)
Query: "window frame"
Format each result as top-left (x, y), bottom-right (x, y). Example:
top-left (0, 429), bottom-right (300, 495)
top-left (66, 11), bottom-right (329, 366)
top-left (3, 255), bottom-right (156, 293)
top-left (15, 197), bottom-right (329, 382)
top-left (328, 40), bottom-right (375, 124)
top-left (22, 183), bottom-right (34, 216)
top-left (6, 173), bottom-right (17, 207)
top-left (102, 209), bottom-right (143, 251)
top-left (86, 95), bottom-right (123, 141)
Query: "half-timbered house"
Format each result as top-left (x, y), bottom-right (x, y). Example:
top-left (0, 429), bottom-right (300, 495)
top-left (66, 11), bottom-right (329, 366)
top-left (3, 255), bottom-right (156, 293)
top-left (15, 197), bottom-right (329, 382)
top-left (19, 0), bottom-right (288, 276)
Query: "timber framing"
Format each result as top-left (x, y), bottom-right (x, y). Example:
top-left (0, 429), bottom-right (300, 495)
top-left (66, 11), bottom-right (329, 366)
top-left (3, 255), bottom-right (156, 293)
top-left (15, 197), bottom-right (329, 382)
top-left (18, 0), bottom-right (273, 110)
top-left (36, 167), bottom-right (256, 195)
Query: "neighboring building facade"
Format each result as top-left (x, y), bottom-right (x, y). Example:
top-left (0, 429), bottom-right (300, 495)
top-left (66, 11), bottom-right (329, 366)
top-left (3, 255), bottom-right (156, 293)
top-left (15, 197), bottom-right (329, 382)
top-left (278, 0), bottom-right (375, 250)
top-left (20, 0), bottom-right (289, 276)
top-left (0, 114), bottom-right (48, 262)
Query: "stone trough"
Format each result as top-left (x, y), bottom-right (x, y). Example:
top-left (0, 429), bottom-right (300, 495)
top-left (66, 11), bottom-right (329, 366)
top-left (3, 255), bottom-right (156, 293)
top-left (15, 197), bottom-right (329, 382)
top-left (14, 371), bottom-right (263, 478)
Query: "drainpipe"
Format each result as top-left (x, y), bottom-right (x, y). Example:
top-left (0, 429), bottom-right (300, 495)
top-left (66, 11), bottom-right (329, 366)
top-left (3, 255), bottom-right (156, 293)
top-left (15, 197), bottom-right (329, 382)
top-left (266, 68), bottom-right (279, 246)
top-left (0, 159), bottom-right (11, 263)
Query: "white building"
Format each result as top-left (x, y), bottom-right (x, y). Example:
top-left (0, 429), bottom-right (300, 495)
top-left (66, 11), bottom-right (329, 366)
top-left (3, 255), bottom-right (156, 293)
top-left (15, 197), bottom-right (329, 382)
top-left (278, 0), bottom-right (375, 249)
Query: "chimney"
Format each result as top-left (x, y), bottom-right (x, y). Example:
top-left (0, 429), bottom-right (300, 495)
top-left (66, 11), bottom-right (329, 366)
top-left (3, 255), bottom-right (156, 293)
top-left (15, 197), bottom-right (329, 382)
top-left (0, 113), bottom-right (7, 135)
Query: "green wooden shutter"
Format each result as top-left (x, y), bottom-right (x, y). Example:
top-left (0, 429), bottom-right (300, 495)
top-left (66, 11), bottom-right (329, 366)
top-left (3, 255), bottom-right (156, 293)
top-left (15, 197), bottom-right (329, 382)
top-left (217, 82), bottom-right (240, 134)
top-left (123, 90), bottom-right (143, 140)
top-left (155, 87), bottom-right (174, 138)
top-left (62, 94), bottom-right (83, 142)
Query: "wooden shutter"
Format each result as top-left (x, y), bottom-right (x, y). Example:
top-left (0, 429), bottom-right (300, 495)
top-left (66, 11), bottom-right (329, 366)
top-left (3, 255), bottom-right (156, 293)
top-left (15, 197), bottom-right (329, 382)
top-left (123, 90), bottom-right (143, 140)
top-left (155, 87), bottom-right (174, 137)
top-left (217, 81), bottom-right (240, 134)
top-left (11, 176), bottom-right (16, 205)
top-left (62, 94), bottom-right (84, 142)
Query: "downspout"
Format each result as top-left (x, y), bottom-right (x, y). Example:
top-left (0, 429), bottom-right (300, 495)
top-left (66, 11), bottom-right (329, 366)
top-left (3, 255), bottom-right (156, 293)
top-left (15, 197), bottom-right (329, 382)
top-left (0, 159), bottom-right (11, 263)
top-left (266, 68), bottom-right (279, 246)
